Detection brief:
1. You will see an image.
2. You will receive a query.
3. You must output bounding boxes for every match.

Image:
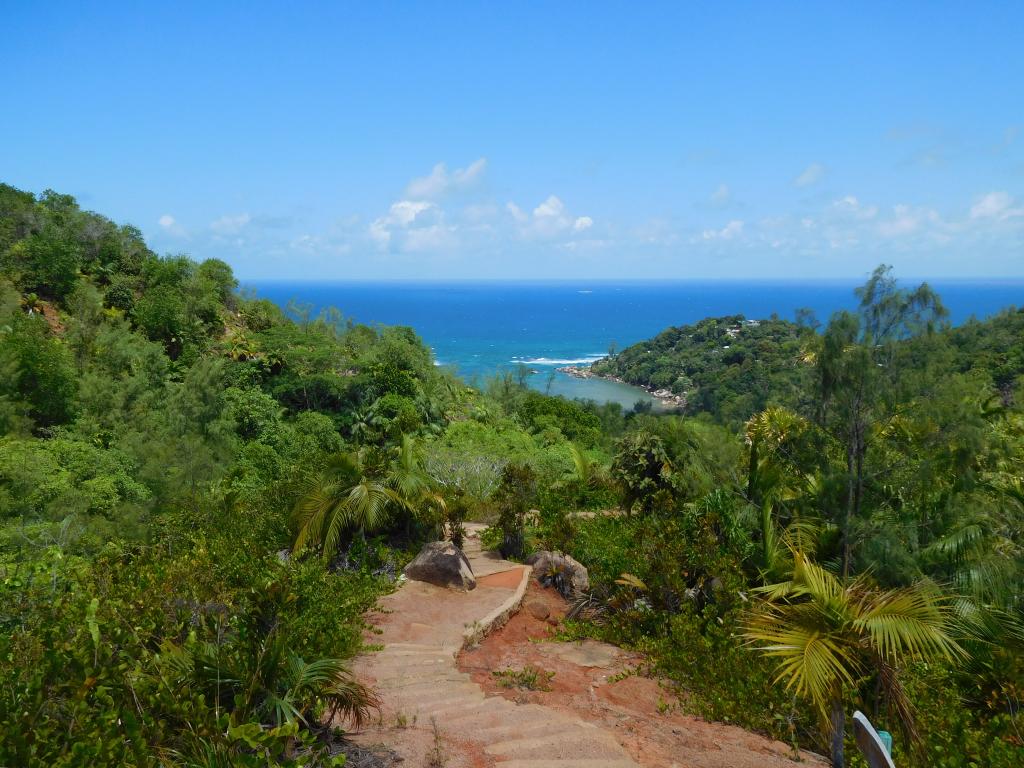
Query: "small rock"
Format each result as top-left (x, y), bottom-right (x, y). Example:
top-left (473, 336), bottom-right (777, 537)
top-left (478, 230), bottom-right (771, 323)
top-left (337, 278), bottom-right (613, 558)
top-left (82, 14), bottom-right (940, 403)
top-left (525, 599), bottom-right (550, 620)
top-left (403, 541), bottom-right (476, 591)
top-left (525, 551), bottom-right (590, 598)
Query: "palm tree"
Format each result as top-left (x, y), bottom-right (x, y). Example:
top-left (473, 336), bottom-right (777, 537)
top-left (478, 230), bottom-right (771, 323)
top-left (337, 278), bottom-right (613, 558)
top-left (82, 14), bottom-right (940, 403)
top-left (293, 452), bottom-right (404, 558)
top-left (744, 408), bottom-right (827, 581)
top-left (385, 434), bottom-right (447, 535)
top-left (744, 551), bottom-right (963, 767)
top-left (567, 442), bottom-right (601, 489)
top-left (386, 434), bottom-right (435, 502)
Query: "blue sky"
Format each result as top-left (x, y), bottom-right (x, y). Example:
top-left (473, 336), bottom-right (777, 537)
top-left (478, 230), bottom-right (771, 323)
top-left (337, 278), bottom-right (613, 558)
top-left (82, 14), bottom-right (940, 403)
top-left (2, 2), bottom-right (1022, 279)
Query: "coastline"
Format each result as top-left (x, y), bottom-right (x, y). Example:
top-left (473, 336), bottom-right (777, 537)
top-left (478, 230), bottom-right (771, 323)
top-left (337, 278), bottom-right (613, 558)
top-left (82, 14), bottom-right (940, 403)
top-left (557, 364), bottom-right (687, 410)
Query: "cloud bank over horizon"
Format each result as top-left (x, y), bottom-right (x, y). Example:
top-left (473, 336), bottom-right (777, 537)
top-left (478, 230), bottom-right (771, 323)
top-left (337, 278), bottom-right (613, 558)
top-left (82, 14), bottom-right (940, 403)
top-left (146, 154), bottom-right (1024, 280)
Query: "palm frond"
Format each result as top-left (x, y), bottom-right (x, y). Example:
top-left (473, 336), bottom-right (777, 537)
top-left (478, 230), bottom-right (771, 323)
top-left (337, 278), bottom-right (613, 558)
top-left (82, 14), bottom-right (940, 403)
top-left (855, 584), bottom-right (965, 662)
top-left (744, 620), bottom-right (859, 717)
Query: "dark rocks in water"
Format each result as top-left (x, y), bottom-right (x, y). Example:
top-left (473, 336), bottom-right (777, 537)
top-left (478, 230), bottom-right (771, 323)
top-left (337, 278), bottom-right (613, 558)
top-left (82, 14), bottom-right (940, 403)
top-left (526, 550), bottom-right (590, 598)
top-left (403, 541), bottom-right (476, 591)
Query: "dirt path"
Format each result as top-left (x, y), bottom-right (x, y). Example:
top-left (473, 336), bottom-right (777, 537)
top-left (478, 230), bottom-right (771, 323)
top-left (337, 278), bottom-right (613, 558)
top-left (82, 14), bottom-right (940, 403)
top-left (348, 526), bottom-right (825, 768)
top-left (459, 581), bottom-right (825, 768)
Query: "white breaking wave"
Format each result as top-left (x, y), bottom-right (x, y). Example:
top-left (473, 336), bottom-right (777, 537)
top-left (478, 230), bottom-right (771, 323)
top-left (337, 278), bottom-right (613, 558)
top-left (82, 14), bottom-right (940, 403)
top-left (509, 355), bottom-right (605, 366)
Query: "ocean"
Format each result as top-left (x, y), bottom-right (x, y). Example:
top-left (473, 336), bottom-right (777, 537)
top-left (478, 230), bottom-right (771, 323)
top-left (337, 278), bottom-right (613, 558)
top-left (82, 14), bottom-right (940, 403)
top-left (248, 280), bottom-right (1023, 409)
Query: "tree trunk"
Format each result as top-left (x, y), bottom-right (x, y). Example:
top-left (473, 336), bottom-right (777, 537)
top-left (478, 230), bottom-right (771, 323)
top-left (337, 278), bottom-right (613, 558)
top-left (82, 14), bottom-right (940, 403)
top-left (842, 437), bottom-right (855, 579)
top-left (746, 437), bottom-right (759, 505)
top-left (831, 697), bottom-right (846, 768)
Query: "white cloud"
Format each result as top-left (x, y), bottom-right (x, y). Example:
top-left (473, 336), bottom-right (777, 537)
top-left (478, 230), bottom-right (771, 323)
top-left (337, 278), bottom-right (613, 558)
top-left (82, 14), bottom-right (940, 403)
top-left (878, 205), bottom-right (926, 238)
top-left (794, 163), bottom-right (826, 187)
top-left (405, 158), bottom-right (487, 199)
top-left (507, 194), bottom-right (595, 240)
top-left (369, 200), bottom-right (445, 251)
top-left (158, 214), bottom-right (186, 237)
top-left (506, 201), bottom-right (528, 223)
top-left (702, 220), bottom-right (744, 240)
top-left (634, 218), bottom-right (678, 246)
top-left (710, 183), bottom-right (732, 205)
top-left (970, 191), bottom-right (1024, 221)
top-left (831, 196), bottom-right (878, 220)
top-left (390, 200), bottom-right (437, 226)
top-left (210, 212), bottom-right (251, 235)
top-left (463, 202), bottom-right (499, 223)
top-left (533, 195), bottom-right (566, 220)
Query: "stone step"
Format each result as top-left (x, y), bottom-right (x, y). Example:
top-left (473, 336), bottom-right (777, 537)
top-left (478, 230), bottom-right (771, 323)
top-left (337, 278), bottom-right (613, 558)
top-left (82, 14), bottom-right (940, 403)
top-left (369, 651), bottom-right (453, 663)
top-left (382, 642), bottom-right (455, 651)
top-left (372, 675), bottom-right (475, 696)
top-left (374, 652), bottom-right (454, 662)
top-left (474, 717), bottom-right (599, 744)
top-left (388, 683), bottom-right (483, 707)
top-left (427, 697), bottom-right (521, 729)
top-left (404, 697), bottom-right (496, 722)
top-left (401, 692), bottom-right (487, 716)
top-left (486, 730), bottom-right (627, 760)
top-left (372, 646), bottom-right (453, 656)
top-left (494, 762), bottom-right (638, 768)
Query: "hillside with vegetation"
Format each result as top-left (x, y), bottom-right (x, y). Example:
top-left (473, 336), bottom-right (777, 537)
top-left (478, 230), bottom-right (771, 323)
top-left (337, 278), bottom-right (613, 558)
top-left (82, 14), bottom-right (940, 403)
top-left (591, 300), bottom-right (1024, 430)
top-left (0, 183), bottom-right (1021, 767)
top-left (590, 314), bottom-right (817, 425)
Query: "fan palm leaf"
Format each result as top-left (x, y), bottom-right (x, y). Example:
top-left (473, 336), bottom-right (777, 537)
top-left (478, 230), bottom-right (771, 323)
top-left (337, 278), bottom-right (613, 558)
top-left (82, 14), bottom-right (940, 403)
top-left (745, 550), bottom-right (963, 764)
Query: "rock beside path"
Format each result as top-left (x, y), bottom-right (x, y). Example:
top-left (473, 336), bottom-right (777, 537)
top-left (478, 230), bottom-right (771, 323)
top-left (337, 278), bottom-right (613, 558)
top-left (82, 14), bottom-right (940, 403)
top-left (525, 598), bottom-right (551, 620)
top-left (403, 541), bottom-right (476, 591)
top-left (526, 550), bottom-right (590, 597)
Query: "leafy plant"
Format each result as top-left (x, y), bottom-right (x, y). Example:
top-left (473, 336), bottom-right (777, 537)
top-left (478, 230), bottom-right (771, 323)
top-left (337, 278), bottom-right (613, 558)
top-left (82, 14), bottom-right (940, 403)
top-left (492, 665), bottom-right (555, 692)
top-left (744, 551), bottom-right (963, 767)
top-left (293, 452), bottom-right (406, 558)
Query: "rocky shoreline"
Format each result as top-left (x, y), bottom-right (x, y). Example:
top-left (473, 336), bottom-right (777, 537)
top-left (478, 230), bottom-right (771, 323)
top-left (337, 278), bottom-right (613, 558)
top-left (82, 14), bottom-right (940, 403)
top-left (557, 365), bottom-right (687, 409)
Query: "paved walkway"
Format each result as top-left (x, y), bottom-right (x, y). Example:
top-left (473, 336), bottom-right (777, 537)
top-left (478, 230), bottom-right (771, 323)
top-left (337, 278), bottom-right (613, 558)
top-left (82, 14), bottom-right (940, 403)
top-left (350, 525), bottom-right (641, 768)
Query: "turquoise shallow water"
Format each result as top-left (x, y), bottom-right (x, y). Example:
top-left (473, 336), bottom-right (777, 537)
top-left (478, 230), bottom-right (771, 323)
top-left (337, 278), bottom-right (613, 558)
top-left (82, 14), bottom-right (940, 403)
top-left (249, 280), bottom-right (1023, 409)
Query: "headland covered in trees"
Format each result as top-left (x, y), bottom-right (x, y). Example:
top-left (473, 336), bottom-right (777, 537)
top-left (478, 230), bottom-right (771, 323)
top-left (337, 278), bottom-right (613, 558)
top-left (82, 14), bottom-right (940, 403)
top-left (0, 183), bottom-right (1021, 767)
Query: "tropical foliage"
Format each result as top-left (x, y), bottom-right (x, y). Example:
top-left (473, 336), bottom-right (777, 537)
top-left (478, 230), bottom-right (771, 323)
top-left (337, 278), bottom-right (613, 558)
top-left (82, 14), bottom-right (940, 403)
top-left (1, 183), bottom-right (1021, 767)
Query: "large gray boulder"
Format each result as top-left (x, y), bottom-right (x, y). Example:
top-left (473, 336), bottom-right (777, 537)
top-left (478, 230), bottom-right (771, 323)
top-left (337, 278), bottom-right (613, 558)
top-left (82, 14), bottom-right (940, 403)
top-left (526, 551), bottom-right (589, 598)
top-left (404, 541), bottom-right (476, 591)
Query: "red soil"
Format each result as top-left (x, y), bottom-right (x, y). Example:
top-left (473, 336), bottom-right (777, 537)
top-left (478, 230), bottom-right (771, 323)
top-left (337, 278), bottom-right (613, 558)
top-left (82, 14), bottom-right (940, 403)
top-left (458, 580), bottom-right (826, 768)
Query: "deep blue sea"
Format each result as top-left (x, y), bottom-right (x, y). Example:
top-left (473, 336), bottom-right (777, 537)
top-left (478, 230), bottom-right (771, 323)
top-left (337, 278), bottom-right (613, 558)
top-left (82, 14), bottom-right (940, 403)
top-left (248, 280), bottom-right (1023, 408)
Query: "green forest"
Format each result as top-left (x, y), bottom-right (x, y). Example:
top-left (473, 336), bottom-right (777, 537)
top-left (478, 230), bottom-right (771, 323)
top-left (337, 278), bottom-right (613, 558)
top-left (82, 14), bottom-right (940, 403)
top-left (1, 183), bottom-right (1021, 767)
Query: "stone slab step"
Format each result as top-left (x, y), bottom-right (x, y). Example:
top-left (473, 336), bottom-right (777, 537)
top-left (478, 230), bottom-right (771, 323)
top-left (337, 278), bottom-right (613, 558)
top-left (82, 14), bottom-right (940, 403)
top-left (486, 730), bottom-right (626, 759)
top-left (382, 642), bottom-right (455, 651)
top-left (494, 761), bottom-right (638, 768)
top-left (405, 697), bottom-right (496, 722)
top-left (374, 675), bottom-right (473, 696)
top-left (369, 652), bottom-right (453, 664)
top-left (475, 717), bottom-right (600, 744)
top-left (372, 651), bottom-right (452, 663)
top-left (389, 683), bottom-right (483, 707)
